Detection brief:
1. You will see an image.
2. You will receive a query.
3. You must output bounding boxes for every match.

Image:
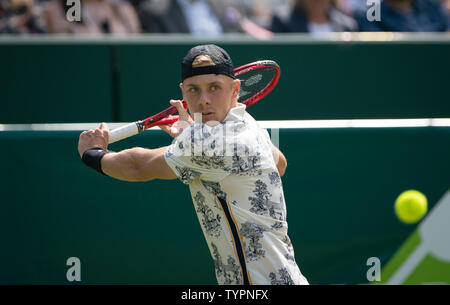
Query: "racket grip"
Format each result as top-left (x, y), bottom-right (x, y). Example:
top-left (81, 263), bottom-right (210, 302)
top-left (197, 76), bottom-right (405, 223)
top-left (109, 121), bottom-right (144, 144)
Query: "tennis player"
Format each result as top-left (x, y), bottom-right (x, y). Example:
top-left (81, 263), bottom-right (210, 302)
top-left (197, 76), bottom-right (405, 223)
top-left (78, 44), bottom-right (309, 285)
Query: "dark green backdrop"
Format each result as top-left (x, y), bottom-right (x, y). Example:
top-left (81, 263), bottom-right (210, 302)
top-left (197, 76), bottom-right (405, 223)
top-left (0, 36), bottom-right (449, 284)
top-left (0, 127), bottom-right (449, 284)
top-left (1, 37), bottom-right (450, 124)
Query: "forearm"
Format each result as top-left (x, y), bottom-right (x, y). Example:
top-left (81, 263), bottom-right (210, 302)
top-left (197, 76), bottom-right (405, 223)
top-left (79, 123), bottom-right (175, 181)
top-left (101, 146), bottom-right (169, 182)
top-left (100, 148), bottom-right (141, 182)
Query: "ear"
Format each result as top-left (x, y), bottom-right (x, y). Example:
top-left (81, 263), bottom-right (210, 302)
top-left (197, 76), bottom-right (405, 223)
top-left (179, 82), bottom-right (184, 95)
top-left (232, 79), bottom-right (241, 102)
top-left (179, 82), bottom-right (191, 114)
top-left (179, 82), bottom-right (187, 102)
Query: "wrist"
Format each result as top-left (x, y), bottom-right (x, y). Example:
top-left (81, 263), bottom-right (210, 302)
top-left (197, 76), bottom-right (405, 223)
top-left (82, 147), bottom-right (111, 175)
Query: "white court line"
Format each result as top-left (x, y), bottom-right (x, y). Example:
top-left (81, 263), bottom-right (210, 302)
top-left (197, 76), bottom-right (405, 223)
top-left (258, 119), bottom-right (450, 129)
top-left (0, 119), bottom-right (449, 131)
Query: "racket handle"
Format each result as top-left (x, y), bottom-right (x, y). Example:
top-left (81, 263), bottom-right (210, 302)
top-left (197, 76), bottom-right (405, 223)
top-left (109, 116), bottom-right (180, 144)
top-left (109, 121), bottom-right (144, 144)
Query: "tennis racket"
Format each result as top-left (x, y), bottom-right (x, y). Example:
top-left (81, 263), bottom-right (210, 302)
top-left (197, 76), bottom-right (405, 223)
top-left (108, 60), bottom-right (280, 144)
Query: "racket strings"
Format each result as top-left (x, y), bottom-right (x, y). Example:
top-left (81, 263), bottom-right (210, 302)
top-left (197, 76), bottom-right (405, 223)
top-left (237, 66), bottom-right (277, 104)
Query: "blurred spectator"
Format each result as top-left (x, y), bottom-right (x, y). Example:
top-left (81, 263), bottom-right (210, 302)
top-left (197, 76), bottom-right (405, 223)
top-left (245, 1), bottom-right (272, 29)
top-left (444, 0), bottom-right (450, 25)
top-left (334, 0), bottom-right (368, 16)
top-left (45, 0), bottom-right (141, 34)
top-left (229, 0), bottom-right (291, 30)
top-left (137, 0), bottom-right (240, 36)
top-left (356, 0), bottom-right (449, 31)
top-left (437, 0), bottom-right (450, 26)
top-left (0, 0), bottom-right (47, 33)
top-left (444, 0), bottom-right (450, 11)
top-left (270, 0), bottom-right (358, 34)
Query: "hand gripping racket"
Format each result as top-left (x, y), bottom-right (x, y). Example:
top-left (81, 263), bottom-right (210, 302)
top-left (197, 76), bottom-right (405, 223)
top-left (108, 60), bottom-right (280, 144)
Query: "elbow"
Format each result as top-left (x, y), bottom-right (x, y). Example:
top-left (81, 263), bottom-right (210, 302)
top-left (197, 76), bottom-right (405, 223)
top-left (128, 168), bottom-right (151, 182)
top-left (127, 148), bottom-right (155, 182)
top-left (273, 147), bottom-right (287, 177)
top-left (130, 160), bottom-right (156, 182)
top-left (113, 167), bottom-right (150, 182)
top-left (278, 160), bottom-right (287, 177)
top-left (133, 168), bottom-right (155, 182)
top-left (276, 155), bottom-right (287, 177)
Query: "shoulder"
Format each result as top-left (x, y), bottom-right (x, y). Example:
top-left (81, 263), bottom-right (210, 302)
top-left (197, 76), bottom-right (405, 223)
top-left (174, 122), bottom-right (225, 149)
top-left (166, 117), bottom-right (274, 171)
top-left (165, 122), bottom-right (233, 169)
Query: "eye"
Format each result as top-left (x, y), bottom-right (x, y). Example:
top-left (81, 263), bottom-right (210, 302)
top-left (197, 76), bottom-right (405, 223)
top-left (211, 85), bottom-right (220, 91)
top-left (188, 87), bottom-right (198, 93)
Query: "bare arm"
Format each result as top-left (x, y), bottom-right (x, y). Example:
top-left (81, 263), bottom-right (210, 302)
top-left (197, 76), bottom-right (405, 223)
top-left (272, 144), bottom-right (287, 177)
top-left (78, 123), bottom-right (176, 182)
top-left (101, 146), bottom-right (176, 182)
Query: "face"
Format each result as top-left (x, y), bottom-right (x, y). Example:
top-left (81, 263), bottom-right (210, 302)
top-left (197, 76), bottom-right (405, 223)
top-left (181, 74), bottom-right (240, 123)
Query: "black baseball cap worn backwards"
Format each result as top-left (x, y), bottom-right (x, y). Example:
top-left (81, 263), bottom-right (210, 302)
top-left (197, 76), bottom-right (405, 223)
top-left (181, 44), bottom-right (236, 82)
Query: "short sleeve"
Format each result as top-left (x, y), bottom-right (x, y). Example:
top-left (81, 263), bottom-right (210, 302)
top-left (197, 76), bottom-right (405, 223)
top-left (255, 124), bottom-right (275, 157)
top-left (164, 124), bottom-right (231, 184)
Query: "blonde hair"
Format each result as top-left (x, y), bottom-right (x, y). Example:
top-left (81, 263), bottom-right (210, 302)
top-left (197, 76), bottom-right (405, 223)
top-left (192, 55), bottom-right (215, 67)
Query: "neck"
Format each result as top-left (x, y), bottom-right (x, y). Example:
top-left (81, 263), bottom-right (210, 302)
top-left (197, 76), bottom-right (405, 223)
top-left (229, 99), bottom-right (238, 110)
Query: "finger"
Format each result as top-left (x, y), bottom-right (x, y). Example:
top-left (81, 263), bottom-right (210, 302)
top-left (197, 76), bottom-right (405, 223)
top-left (170, 126), bottom-right (179, 136)
top-left (159, 124), bottom-right (179, 138)
top-left (99, 122), bottom-right (109, 130)
top-left (174, 119), bottom-right (191, 131)
top-left (158, 124), bottom-right (171, 133)
top-left (170, 100), bottom-right (190, 122)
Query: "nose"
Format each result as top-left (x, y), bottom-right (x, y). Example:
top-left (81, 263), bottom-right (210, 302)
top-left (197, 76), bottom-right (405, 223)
top-left (198, 91), bottom-right (211, 108)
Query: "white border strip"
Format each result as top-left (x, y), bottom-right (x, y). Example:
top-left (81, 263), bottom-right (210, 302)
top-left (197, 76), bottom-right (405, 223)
top-left (0, 119), bottom-right (449, 131)
top-left (0, 33), bottom-right (449, 45)
top-left (258, 118), bottom-right (450, 128)
top-left (258, 119), bottom-right (450, 129)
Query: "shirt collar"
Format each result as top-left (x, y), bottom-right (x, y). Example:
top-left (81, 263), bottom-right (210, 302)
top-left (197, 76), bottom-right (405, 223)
top-left (222, 103), bottom-right (246, 123)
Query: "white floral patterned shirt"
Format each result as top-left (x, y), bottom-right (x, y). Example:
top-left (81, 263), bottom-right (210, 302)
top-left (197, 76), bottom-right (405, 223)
top-left (164, 103), bottom-right (308, 285)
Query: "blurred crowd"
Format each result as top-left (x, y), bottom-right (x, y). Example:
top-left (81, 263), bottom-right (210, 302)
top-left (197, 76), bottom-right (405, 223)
top-left (1, 0), bottom-right (449, 35)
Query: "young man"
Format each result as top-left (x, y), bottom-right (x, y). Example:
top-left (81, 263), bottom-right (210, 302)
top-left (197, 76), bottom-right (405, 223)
top-left (78, 44), bottom-right (308, 285)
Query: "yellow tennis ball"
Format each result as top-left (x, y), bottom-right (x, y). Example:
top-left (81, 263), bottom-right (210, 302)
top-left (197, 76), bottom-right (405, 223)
top-left (394, 190), bottom-right (428, 224)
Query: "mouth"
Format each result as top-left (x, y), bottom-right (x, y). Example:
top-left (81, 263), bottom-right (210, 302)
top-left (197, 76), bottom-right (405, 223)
top-left (202, 112), bottom-right (214, 117)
